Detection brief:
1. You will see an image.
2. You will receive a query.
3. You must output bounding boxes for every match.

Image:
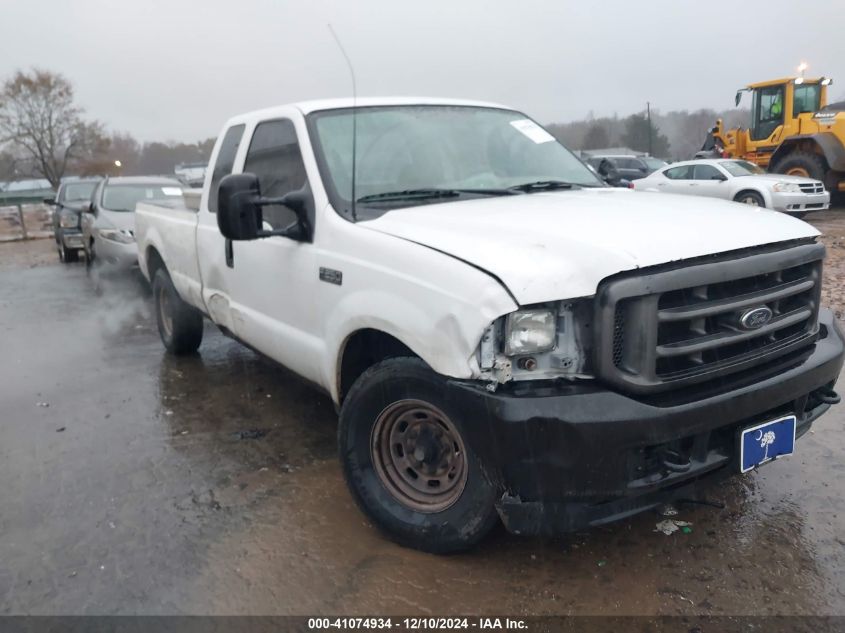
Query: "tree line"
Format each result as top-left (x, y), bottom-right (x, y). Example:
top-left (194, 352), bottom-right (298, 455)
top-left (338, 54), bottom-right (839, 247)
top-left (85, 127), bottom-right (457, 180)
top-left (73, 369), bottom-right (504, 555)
top-left (0, 69), bottom-right (214, 188)
top-left (1, 67), bottom-right (754, 190)
top-left (546, 108), bottom-right (749, 161)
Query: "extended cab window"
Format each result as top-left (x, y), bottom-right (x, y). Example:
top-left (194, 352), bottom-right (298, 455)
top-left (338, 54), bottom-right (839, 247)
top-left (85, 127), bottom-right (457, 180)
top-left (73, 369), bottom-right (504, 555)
top-left (664, 165), bottom-right (693, 180)
top-left (208, 124), bottom-right (245, 213)
top-left (244, 119), bottom-right (308, 230)
top-left (693, 165), bottom-right (724, 180)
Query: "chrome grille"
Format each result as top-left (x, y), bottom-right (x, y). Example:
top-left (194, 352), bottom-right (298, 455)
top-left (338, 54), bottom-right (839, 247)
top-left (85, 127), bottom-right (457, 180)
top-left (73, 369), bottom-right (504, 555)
top-left (596, 242), bottom-right (824, 394)
top-left (799, 182), bottom-right (824, 194)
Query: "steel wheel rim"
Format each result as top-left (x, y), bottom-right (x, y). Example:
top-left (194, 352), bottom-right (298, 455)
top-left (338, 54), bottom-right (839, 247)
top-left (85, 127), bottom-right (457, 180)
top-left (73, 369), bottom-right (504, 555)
top-left (742, 195), bottom-right (760, 206)
top-left (158, 284), bottom-right (173, 338)
top-left (371, 399), bottom-right (468, 513)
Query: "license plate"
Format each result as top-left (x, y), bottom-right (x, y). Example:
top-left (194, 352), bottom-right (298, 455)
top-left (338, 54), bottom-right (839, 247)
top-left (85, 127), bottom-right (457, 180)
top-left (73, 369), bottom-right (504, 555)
top-left (739, 415), bottom-right (797, 473)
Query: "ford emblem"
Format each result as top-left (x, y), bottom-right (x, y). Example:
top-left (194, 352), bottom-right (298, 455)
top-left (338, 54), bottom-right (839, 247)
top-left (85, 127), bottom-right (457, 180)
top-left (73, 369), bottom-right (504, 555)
top-left (740, 306), bottom-right (773, 330)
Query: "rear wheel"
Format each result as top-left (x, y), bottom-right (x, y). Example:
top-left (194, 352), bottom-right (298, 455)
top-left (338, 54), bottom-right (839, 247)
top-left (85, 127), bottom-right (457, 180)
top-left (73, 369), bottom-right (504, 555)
top-left (152, 268), bottom-right (203, 355)
top-left (339, 357), bottom-right (499, 553)
top-left (734, 190), bottom-right (765, 207)
top-left (771, 151), bottom-right (826, 181)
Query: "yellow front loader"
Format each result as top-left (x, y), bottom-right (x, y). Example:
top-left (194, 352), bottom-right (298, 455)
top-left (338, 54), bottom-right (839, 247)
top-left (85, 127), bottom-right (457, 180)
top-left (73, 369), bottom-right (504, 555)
top-left (704, 76), bottom-right (845, 192)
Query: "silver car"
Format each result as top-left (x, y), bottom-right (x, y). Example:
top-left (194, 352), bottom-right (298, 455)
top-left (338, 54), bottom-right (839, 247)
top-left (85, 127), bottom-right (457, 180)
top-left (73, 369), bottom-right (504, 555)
top-left (632, 159), bottom-right (830, 217)
top-left (82, 176), bottom-right (184, 272)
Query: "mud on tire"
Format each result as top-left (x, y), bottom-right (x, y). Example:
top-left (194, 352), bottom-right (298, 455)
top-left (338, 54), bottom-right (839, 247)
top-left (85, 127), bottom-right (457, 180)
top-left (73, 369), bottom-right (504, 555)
top-left (338, 357), bottom-right (499, 553)
top-left (152, 268), bottom-right (203, 355)
top-left (771, 151), bottom-right (826, 181)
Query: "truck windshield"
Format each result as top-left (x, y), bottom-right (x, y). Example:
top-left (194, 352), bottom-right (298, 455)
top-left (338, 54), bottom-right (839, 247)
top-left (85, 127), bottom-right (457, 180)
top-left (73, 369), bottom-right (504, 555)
top-left (101, 184), bottom-right (183, 212)
top-left (308, 105), bottom-right (603, 218)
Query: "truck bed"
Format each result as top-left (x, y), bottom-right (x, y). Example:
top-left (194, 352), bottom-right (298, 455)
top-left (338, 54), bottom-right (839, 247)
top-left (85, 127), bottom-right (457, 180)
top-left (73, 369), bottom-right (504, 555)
top-left (135, 196), bottom-right (204, 312)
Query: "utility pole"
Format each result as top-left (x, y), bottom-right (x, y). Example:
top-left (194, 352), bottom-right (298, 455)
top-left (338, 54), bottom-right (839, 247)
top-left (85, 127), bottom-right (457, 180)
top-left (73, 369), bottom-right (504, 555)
top-left (646, 101), bottom-right (653, 156)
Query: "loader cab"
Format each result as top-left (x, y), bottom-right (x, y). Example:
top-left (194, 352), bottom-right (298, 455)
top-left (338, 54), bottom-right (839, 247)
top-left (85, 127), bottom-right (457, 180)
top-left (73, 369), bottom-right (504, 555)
top-left (744, 78), bottom-right (828, 142)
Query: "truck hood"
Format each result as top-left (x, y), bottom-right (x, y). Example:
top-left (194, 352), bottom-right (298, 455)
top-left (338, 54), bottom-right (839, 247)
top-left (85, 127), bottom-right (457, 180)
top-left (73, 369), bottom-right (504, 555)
top-left (359, 188), bottom-right (819, 305)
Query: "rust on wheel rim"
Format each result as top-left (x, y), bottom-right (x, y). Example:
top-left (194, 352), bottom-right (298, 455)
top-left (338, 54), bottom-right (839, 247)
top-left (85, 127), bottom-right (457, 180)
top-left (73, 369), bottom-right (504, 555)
top-left (371, 399), bottom-right (468, 513)
top-left (786, 167), bottom-right (810, 178)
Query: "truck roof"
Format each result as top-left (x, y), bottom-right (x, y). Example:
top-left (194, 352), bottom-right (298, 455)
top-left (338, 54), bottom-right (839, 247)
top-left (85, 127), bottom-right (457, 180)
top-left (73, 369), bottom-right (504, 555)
top-left (225, 97), bottom-right (513, 126)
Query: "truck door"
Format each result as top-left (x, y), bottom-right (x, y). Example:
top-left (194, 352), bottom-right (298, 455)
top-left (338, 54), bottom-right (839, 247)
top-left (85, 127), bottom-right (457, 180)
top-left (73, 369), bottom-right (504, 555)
top-left (221, 117), bottom-right (323, 385)
top-left (196, 123), bottom-right (246, 333)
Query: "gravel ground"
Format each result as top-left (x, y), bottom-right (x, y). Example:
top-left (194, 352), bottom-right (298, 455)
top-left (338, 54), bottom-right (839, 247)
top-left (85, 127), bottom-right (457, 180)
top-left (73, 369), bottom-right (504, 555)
top-left (1, 209), bottom-right (844, 620)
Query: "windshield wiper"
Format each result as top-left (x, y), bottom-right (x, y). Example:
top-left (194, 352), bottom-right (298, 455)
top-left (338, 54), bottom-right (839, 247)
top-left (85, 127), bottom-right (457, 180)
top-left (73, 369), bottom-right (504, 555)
top-left (356, 187), bottom-right (516, 203)
top-left (508, 180), bottom-right (584, 193)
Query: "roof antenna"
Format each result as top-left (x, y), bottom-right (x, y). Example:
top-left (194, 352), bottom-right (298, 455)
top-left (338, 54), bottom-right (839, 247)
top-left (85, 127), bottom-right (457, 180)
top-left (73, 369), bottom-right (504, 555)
top-left (328, 24), bottom-right (358, 222)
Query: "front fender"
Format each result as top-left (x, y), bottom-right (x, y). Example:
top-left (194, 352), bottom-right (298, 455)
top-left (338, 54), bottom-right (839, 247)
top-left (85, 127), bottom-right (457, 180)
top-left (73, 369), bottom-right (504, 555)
top-left (323, 286), bottom-right (513, 403)
top-left (771, 133), bottom-right (845, 171)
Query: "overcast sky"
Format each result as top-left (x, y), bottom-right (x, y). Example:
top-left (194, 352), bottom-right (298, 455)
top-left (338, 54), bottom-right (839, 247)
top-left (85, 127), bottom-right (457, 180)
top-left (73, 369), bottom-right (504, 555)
top-left (2, 0), bottom-right (844, 143)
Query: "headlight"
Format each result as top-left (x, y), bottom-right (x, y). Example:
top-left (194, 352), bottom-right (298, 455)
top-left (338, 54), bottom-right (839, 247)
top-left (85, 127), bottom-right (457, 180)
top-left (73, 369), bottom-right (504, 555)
top-left (504, 309), bottom-right (556, 356)
top-left (59, 211), bottom-right (78, 228)
top-left (773, 182), bottom-right (801, 193)
top-left (98, 228), bottom-right (135, 244)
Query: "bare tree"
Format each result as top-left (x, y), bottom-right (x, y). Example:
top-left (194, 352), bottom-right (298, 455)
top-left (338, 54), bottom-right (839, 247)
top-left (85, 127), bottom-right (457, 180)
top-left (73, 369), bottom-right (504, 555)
top-left (0, 69), bottom-right (100, 188)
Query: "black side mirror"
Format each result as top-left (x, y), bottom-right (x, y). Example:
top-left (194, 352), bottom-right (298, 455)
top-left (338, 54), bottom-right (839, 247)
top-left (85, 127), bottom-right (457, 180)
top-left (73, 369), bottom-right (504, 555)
top-left (217, 173), bottom-right (263, 240)
top-left (217, 173), bottom-right (311, 242)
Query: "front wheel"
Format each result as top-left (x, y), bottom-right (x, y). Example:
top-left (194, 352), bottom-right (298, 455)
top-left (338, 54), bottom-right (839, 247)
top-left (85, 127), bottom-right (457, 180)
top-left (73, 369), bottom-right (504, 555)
top-left (734, 191), bottom-right (765, 207)
top-left (339, 357), bottom-right (499, 553)
top-left (152, 268), bottom-right (203, 355)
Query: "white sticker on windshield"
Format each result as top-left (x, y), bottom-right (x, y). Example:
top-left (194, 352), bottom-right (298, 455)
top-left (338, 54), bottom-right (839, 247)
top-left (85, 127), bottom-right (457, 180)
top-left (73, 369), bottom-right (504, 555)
top-left (510, 119), bottom-right (555, 144)
top-left (162, 187), bottom-right (183, 196)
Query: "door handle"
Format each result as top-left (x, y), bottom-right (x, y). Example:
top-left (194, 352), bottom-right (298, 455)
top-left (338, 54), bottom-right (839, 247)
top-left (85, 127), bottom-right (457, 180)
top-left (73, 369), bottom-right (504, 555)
top-left (225, 239), bottom-right (233, 268)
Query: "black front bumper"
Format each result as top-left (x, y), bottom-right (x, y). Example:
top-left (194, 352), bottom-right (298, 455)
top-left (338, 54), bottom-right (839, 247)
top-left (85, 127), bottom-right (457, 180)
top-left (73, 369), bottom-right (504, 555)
top-left (445, 309), bottom-right (844, 535)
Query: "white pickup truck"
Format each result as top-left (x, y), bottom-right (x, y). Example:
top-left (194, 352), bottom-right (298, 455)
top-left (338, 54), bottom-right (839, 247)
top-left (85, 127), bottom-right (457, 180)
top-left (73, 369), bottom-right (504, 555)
top-left (135, 97), bottom-right (843, 553)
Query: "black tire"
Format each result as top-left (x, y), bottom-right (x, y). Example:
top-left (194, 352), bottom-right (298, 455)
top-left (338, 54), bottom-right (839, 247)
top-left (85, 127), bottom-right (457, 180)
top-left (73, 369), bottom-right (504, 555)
top-left (339, 357), bottom-right (499, 553)
top-left (152, 268), bottom-right (203, 355)
top-left (85, 240), bottom-right (95, 274)
top-left (771, 151), bottom-right (826, 181)
top-left (734, 190), bottom-right (766, 207)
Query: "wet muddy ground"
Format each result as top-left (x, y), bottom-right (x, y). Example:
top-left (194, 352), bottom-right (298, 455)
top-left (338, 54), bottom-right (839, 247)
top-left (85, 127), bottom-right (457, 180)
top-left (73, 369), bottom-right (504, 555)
top-left (2, 210), bottom-right (845, 616)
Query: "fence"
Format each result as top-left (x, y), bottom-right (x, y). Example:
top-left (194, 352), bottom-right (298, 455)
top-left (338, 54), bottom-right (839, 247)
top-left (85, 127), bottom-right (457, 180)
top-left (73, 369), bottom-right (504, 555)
top-left (0, 202), bottom-right (53, 242)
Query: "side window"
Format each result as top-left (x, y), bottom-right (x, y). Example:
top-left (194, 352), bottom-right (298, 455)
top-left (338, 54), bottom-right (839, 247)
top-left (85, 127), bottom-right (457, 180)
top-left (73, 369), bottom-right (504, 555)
top-left (693, 165), bottom-right (724, 180)
top-left (208, 124), bottom-right (245, 213)
top-left (664, 165), bottom-right (692, 180)
top-left (243, 119), bottom-right (308, 230)
top-left (752, 86), bottom-right (784, 141)
top-left (793, 84), bottom-right (821, 115)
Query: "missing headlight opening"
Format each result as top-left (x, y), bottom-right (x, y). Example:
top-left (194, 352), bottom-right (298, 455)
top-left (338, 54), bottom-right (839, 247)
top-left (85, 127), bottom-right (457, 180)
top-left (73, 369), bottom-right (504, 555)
top-left (479, 299), bottom-right (593, 387)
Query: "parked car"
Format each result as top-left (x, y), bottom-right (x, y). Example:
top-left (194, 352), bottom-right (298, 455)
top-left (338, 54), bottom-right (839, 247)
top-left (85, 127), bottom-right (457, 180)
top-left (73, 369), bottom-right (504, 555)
top-left (46, 178), bottom-right (101, 263)
top-left (135, 97), bottom-right (842, 553)
top-left (638, 155), bottom-right (669, 174)
top-left (82, 176), bottom-right (183, 272)
top-left (174, 162), bottom-right (207, 188)
top-left (632, 159), bottom-right (830, 217)
top-left (586, 155), bottom-right (651, 186)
